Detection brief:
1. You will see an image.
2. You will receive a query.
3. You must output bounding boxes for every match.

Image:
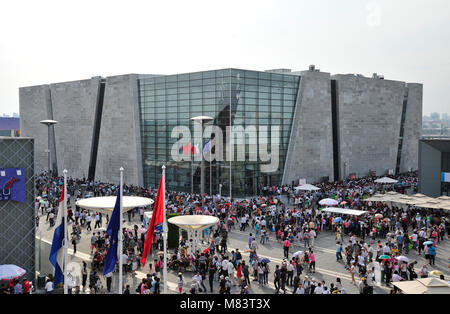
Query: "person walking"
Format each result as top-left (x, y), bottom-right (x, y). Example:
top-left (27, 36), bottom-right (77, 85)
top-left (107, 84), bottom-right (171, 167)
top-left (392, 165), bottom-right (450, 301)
top-left (283, 238), bottom-right (291, 259)
top-left (274, 265), bottom-right (281, 294)
top-left (94, 213), bottom-right (101, 229)
top-left (177, 272), bottom-right (184, 294)
top-left (309, 250), bottom-right (316, 273)
top-left (105, 271), bottom-right (112, 293)
top-left (208, 264), bottom-right (216, 293)
top-left (81, 261), bottom-right (88, 291)
top-left (71, 235), bottom-right (77, 254)
top-left (86, 213), bottom-right (92, 231)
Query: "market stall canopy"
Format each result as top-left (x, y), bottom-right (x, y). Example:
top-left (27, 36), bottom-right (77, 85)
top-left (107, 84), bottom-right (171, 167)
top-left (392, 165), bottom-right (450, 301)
top-left (168, 215), bottom-right (219, 231)
top-left (440, 202), bottom-right (450, 211)
top-left (414, 201), bottom-right (444, 209)
top-left (320, 207), bottom-right (368, 216)
top-left (437, 195), bottom-right (450, 201)
top-left (390, 195), bottom-right (414, 204)
top-left (375, 177), bottom-right (398, 184)
top-left (363, 194), bottom-right (386, 202)
top-left (294, 184), bottom-right (321, 191)
top-left (76, 196), bottom-right (154, 214)
top-left (393, 278), bottom-right (450, 294)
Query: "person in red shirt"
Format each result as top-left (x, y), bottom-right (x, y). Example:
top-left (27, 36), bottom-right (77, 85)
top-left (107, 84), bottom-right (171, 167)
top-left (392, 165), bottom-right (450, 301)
top-left (6, 279), bottom-right (15, 294)
top-left (283, 239), bottom-right (291, 259)
top-left (22, 279), bottom-right (31, 294)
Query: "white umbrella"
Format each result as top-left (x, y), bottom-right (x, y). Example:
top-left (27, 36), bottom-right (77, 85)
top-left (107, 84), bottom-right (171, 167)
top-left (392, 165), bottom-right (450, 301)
top-left (0, 264), bottom-right (26, 280)
top-left (375, 177), bottom-right (398, 184)
top-left (137, 227), bottom-right (147, 234)
top-left (395, 256), bottom-right (409, 263)
top-left (319, 198), bottom-right (338, 206)
top-left (294, 184), bottom-right (320, 191)
top-left (292, 251), bottom-right (303, 258)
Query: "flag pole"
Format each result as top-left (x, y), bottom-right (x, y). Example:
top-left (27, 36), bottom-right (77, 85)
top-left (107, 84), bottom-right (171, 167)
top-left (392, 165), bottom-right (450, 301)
top-left (119, 167), bottom-right (124, 294)
top-left (162, 165), bottom-right (168, 294)
top-left (63, 169), bottom-right (68, 294)
top-left (229, 70), bottom-right (232, 201)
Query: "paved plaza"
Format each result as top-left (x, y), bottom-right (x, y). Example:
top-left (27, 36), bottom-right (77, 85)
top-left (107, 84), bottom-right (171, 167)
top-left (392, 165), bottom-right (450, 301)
top-left (34, 195), bottom-right (450, 294)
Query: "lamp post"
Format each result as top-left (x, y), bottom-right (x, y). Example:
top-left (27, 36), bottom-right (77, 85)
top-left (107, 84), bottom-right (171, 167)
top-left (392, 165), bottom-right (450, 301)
top-left (40, 120), bottom-right (58, 199)
top-left (190, 116), bottom-right (213, 210)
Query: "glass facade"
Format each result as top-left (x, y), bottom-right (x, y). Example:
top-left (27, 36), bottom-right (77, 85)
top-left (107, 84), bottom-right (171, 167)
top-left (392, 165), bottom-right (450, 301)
top-left (138, 69), bottom-right (300, 197)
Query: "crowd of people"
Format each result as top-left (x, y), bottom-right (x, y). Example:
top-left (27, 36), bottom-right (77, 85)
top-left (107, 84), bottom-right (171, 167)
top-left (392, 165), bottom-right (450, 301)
top-left (24, 170), bottom-right (449, 294)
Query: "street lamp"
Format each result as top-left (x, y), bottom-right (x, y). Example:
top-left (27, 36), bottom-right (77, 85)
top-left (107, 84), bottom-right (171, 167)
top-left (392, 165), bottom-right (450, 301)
top-left (40, 120), bottom-right (58, 199)
top-left (190, 116), bottom-right (213, 209)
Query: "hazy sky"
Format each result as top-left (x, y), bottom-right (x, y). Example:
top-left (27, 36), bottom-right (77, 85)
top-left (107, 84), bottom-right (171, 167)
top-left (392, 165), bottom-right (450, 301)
top-left (1, 0), bottom-right (449, 116)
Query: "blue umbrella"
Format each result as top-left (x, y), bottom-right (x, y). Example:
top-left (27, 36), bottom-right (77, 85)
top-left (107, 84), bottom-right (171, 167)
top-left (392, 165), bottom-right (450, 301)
top-left (423, 241), bottom-right (434, 246)
top-left (259, 257), bottom-right (270, 263)
top-left (334, 217), bottom-right (342, 223)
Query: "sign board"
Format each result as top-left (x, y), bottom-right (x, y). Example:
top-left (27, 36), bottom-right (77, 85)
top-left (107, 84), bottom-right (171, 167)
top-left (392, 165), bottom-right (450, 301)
top-left (0, 168), bottom-right (26, 203)
top-left (388, 169), bottom-right (394, 175)
top-left (442, 172), bottom-right (450, 183)
top-left (299, 179), bottom-right (306, 185)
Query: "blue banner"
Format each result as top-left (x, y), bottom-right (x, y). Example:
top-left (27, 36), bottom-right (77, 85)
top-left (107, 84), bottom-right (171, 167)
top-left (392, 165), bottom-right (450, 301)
top-left (0, 168), bottom-right (26, 203)
top-left (442, 172), bottom-right (450, 183)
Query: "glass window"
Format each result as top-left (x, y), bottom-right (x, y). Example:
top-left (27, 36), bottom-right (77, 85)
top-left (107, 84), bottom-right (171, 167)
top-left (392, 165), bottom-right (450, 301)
top-left (191, 92), bottom-right (203, 99)
top-left (203, 78), bottom-right (215, 85)
top-left (191, 99), bottom-right (202, 105)
top-left (246, 98), bottom-right (257, 105)
top-left (204, 98), bottom-right (215, 105)
top-left (190, 80), bottom-right (202, 87)
top-left (203, 85), bottom-right (215, 92)
top-left (258, 86), bottom-right (269, 93)
top-left (203, 71), bottom-right (215, 79)
top-left (258, 99), bottom-right (269, 106)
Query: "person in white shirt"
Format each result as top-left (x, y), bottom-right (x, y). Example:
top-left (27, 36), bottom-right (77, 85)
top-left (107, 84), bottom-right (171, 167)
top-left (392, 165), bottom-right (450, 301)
top-left (314, 283), bottom-right (323, 294)
top-left (45, 279), bottom-right (54, 294)
top-left (309, 229), bottom-right (316, 247)
top-left (222, 259), bottom-right (229, 276)
top-left (295, 283), bottom-right (305, 294)
top-left (66, 273), bottom-right (73, 294)
top-left (226, 261), bottom-right (235, 285)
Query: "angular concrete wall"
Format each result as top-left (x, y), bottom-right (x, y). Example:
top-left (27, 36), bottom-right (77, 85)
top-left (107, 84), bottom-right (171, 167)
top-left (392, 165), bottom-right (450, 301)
top-left (50, 78), bottom-right (100, 179)
top-left (19, 85), bottom-right (53, 174)
top-left (283, 70), bottom-right (334, 184)
top-left (333, 75), bottom-right (405, 178)
top-left (400, 83), bottom-right (423, 173)
top-left (418, 141), bottom-right (442, 197)
top-left (95, 74), bottom-right (142, 186)
top-left (20, 79), bottom-right (99, 179)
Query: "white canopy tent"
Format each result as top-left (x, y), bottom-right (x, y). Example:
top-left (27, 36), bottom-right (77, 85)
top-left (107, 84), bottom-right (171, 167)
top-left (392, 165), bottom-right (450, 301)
top-left (168, 215), bottom-right (219, 254)
top-left (375, 177), bottom-right (398, 184)
top-left (393, 278), bottom-right (450, 294)
top-left (76, 196), bottom-right (154, 214)
top-left (320, 207), bottom-right (368, 216)
top-left (294, 184), bottom-right (321, 191)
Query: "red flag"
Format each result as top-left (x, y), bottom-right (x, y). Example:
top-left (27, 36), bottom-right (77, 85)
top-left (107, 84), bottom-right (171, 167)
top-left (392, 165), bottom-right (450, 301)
top-left (182, 141), bottom-right (198, 156)
top-left (141, 174), bottom-right (165, 266)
